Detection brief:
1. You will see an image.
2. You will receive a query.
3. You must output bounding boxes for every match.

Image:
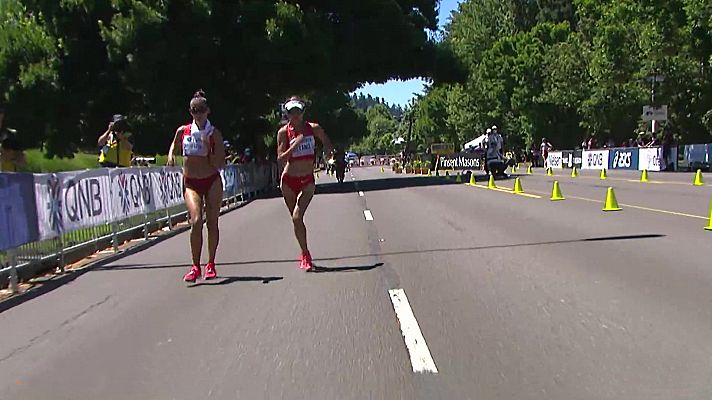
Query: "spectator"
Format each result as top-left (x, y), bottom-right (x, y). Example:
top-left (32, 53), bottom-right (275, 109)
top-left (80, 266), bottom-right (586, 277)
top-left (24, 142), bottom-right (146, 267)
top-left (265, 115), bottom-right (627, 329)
top-left (636, 132), bottom-right (647, 147)
top-left (646, 133), bottom-right (659, 147)
top-left (241, 147), bottom-right (253, 164)
top-left (587, 135), bottom-right (598, 150)
top-left (0, 105), bottom-right (26, 172)
top-left (98, 114), bottom-right (133, 167)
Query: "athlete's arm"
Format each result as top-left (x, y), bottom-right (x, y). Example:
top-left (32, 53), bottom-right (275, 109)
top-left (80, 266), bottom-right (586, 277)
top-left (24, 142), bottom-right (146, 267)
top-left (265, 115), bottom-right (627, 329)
top-left (311, 123), bottom-right (333, 156)
top-left (167, 127), bottom-right (182, 166)
top-left (276, 126), bottom-right (304, 162)
top-left (210, 129), bottom-right (226, 169)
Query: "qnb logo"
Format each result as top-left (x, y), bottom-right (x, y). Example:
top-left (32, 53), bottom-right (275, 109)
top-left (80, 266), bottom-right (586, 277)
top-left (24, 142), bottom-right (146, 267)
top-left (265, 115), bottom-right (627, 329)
top-left (587, 152), bottom-right (604, 167)
top-left (46, 174), bottom-right (63, 233)
top-left (117, 173), bottom-right (131, 214)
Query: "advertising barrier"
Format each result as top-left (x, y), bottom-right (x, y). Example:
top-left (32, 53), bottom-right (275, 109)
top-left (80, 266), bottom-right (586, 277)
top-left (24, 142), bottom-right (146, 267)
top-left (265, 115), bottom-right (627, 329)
top-left (573, 150), bottom-right (583, 169)
top-left (0, 174), bottom-right (39, 251)
top-left (678, 144), bottom-right (710, 171)
top-left (638, 147), bottom-right (664, 171)
top-left (437, 152), bottom-right (483, 170)
top-left (547, 151), bottom-right (564, 169)
top-left (608, 147), bottom-right (639, 170)
top-left (581, 149), bottom-right (609, 170)
top-left (2, 163), bottom-right (275, 250)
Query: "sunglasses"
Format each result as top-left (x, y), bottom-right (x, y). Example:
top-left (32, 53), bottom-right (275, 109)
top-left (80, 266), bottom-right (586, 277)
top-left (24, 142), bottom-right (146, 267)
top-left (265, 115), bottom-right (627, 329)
top-left (190, 107), bottom-right (208, 114)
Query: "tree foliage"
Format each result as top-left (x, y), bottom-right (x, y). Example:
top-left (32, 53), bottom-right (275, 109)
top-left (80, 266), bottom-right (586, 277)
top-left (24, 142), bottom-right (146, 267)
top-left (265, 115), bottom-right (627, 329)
top-left (0, 0), bottom-right (449, 157)
top-left (414, 0), bottom-right (712, 151)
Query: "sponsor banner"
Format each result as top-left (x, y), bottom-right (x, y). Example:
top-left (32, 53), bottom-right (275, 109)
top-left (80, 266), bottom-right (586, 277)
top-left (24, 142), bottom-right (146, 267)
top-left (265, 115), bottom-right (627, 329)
top-left (558, 150), bottom-right (574, 168)
top-left (221, 165), bottom-right (238, 196)
top-left (152, 167), bottom-right (184, 209)
top-left (0, 173), bottom-right (39, 251)
top-left (10, 164), bottom-right (273, 247)
top-left (35, 169), bottom-right (113, 240)
top-left (437, 152), bottom-right (483, 170)
top-left (581, 149), bottom-right (609, 170)
top-left (573, 149), bottom-right (583, 169)
top-left (678, 144), bottom-right (712, 171)
top-left (638, 147), bottom-right (664, 171)
top-left (608, 147), bottom-right (639, 170)
top-left (109, 168), bottom-right (157, 220)
top-left (547, 151), bottom-right (564, 169)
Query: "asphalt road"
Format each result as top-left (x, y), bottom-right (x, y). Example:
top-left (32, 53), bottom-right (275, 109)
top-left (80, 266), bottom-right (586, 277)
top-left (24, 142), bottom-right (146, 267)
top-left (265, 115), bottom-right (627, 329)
top-left (1, 166), bottom-right (712, 400)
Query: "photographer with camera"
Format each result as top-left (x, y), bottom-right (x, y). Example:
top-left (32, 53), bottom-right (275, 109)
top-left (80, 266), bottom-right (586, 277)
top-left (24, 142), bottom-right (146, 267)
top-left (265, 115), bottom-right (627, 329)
top-left (98, 114), bottom-right (133, 167)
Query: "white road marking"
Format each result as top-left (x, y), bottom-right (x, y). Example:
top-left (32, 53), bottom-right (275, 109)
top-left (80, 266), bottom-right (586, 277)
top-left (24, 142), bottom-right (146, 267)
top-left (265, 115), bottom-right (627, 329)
top-left (358, 191), bottom-right (365, 197)
top-left (388, 289), bottom-right (439, 374)
top-left (363, 210), bottom-right (374, 221)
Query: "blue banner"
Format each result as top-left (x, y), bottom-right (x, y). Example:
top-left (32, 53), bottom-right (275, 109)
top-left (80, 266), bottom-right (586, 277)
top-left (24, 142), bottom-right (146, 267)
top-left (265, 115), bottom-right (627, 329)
top-left (0, 173), bottom-right (39, 251)
top-left (608, 147), bottom-right (639, 170)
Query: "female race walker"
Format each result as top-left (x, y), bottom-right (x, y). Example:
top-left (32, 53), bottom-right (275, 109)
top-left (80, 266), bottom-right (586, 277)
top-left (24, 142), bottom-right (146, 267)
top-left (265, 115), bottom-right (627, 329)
top-left (277, 97), bottom-right (333, 271)
top-left (168, 90), bottom-right (226, 282)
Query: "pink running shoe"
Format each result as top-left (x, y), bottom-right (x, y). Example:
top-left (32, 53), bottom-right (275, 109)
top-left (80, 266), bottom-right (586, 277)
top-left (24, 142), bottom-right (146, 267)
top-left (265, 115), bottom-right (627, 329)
top-left (204, 261), bottom-right (217, 280)
top-left (298, 254), bottom-right (307, 270)
top-left (303, 251), bottom-right (314, 272)
top-left (183, 265), bottom-right (201, 282)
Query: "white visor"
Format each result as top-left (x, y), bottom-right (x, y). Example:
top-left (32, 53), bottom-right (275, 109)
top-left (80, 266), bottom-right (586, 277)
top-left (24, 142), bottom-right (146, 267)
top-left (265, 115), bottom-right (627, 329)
top-left (285, 100), bottom-right (305, 112)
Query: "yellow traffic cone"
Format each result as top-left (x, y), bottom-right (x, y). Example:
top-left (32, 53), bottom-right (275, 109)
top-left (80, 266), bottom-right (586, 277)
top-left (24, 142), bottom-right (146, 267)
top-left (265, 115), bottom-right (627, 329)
top-left (550, 181), bottom-right (565, 201)
top-left (693, 169), bottom-right (704, 186)
top-left (546, 167), bottom-right (553, 176)
top-left (527, 165), bottom-right (533, 175)
top-left (705, 200), bottom-right (712, 231)
top-left (571, 167), bottom-right (578, 178)
top-left (513, 177), bottom-right (524, 194)
top-left (428, 170), bottom-right (432, 176)
top-left (602, 187), bottom-right (622, 211)
top-left (380, 167), bottom-right (384, 173)
top-left (600, 168), bottom-right (608, 180)
top-left (488, 174), bottom-right (497, 189)
top-left (469, 172), bottom-right (476, 186)
top-left (456, 172), bottom-right (462, 183)
top-left (640, 169), bottom-right (649, 183)
top-left (316, 172), bottom-right (320, 179)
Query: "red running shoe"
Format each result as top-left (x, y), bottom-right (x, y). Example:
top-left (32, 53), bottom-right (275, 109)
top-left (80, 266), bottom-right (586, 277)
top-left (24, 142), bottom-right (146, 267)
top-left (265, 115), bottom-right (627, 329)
top-left (183, 265), bottom-right (201, 282)
top-left (204, 261), bottom-right (217, 280)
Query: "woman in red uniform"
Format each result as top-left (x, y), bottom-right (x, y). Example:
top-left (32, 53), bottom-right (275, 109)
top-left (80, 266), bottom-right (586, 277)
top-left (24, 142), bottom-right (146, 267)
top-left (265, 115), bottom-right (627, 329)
top-left (168, 90), bottom-right (226, 282)
top-left (277, 97), bottom-right (333, 271)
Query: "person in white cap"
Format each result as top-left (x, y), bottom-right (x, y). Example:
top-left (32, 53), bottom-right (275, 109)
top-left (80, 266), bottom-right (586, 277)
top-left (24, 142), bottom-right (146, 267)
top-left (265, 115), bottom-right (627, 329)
top-left (277, 96), bottom-right (334, 271)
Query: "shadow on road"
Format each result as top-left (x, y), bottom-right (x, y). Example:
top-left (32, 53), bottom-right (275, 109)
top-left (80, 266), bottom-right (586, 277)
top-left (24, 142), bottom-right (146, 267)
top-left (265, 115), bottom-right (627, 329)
top-left (98, 234), bottom-right (664, 272)
top-left (255, 171), bottom-right (512, 197)
top-left (309, 262), bottom-right (384, 273)
top-left (187, 276), bottom-right (283, 288)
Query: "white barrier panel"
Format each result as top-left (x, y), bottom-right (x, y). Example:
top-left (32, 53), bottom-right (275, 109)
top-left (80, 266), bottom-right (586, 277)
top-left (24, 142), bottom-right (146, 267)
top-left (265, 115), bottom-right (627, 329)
top-left (581, 150), bottom-right (609, 170)
top-left (638, 147), bottom-right (663, 171)
top-left (109, 168), bottom-right (157, 220)
top-left (153, 167), bottom-right (185, 209)
top-left (547, 151), bottom-right (563, 169)
top-left (12, 164), bottom-right (274, 245)
top-left (34, 169), bottom-right (114, 240)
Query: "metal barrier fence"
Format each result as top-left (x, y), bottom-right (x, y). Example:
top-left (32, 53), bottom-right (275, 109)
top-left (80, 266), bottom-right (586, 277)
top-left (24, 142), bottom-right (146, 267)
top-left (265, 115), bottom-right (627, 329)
top-left (0, 163), bottom-right (279, 292)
